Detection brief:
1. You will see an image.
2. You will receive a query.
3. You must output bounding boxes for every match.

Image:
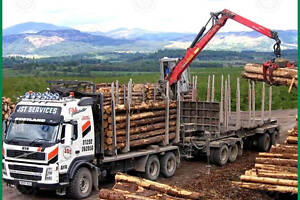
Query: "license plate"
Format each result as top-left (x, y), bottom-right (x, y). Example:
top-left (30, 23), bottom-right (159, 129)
top-left (19, 181), bottom-right (32, 186)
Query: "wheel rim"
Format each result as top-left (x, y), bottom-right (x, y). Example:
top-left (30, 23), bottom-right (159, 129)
top-left (79, 176), bottom-right (90, 194)
top-left (221, 147), bottom-right (227, 162)
top-left (230, 145), bottom-right (238, 159)
top-left (167, 158), bottom-right (175, 173)
top-left (264, 135), bottom-right (270, 150)
top-left (149, 161), bottom-right (158, 176)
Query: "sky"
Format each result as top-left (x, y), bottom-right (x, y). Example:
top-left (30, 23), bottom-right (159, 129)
top-left (3, 0), bottom-right (298, 33)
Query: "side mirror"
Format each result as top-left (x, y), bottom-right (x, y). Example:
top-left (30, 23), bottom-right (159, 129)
top-left (64, 124), bottom-right (74, 146)
top-left (2, 120), bottom-right (7, 138)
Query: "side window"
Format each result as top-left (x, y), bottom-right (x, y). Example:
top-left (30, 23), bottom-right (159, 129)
top-left (61, 125), bottom-right (66, 144)
top-left (72, 124), bottom-right (78, 141)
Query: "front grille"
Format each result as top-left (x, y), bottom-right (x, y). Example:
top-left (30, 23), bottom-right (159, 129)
top-left (10, 173), bottom-right (42, 181)
top-left (8, 165), bottom-right (43, 173)
top-left (7, 150), bottom-right (45, 161)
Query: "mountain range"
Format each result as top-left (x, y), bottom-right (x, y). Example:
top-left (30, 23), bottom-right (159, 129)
top-left (3, 22), bottom-right (297, 57)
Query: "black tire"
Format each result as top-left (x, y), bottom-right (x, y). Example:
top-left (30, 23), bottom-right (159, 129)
top-left (16, 185), bottom-right (37, 195)
top-left (67, 167), bottom-right (92, 199)
top-left (213, 145), bottom-right (229, 166)
top-left (144, 155), bottom-right (160, 180)
top-left (258, 133), bottom-right (271, 152)
top-left (228, 144), bottom-right (238, 163)
top-left (271, 131), bottom-right (279, 145)
top-left (160, 152), bottom-right (177, 178)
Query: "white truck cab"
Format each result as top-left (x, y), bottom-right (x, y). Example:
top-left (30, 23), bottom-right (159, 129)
top-left (3, 92), bottom-right (98, 198)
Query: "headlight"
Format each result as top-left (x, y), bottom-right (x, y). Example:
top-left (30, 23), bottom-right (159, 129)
top-left (45, 168), bottom-right (52, 180)
top-left (3, 163), bottom-right (7, 176)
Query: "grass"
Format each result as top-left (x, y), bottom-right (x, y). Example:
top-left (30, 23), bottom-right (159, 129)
top-left (3, 67), bottom-right (297, 110)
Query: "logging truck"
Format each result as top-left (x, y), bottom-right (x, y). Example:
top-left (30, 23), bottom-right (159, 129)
top-left (2, 8), bottom-right (284, 199)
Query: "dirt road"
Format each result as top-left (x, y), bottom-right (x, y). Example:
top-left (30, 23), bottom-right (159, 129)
top-left (2, 109), bottom-right (297, 200)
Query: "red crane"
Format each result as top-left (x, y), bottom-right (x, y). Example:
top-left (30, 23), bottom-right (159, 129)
top-left (168, 9), bottom-right (293, 86)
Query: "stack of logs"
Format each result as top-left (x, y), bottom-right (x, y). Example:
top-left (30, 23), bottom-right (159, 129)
top-left (242, 63), bottom-right (298, 90)
top-left (233, 118), bottom-right (298, 194)
top-left (96, 83), bottom-right (164, 106)
top-left (2, 97), bottom-right (15, 121)
top-left (103, 101), bottom-right (177, 152)
top-left (99, 173), bottom-right (202, 200)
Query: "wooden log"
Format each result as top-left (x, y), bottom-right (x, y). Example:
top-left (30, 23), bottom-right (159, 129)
top-left (255, 157), bottom-right (298, 167)
top-left (242, 72), bottom-right (298, 88)
top-left (113, 115), bottom-right (177, 130)
top-left (244, 63), bottom-right (298, 79)
top-left (232, 181), bottom-right (298, 194)
top-left (112, 121), bottom-right (176, 137)
top-left (286, 136), bottom-right (298, 144)
top-left (258, 152), bottom-right (298, 160)
top-left (126, 132), bottom-right (176, 147)
top-left (116, 126), bottom-right (177, 142)
top-left (115, 173), bottom-right (202, 199)
top-left (110, 109), bottom-right (176, 123)
top-left (240, 175), bottom-right (297, 187)
top-left (105, 101), bottom-right (177, 114)
top-left (254, 164), bottom-right (298, 173)
top-left (99, 188), bottom-right (153, 200)
top-left (247, 169), bottom-right (298, 180)
top-left (270, 145), bottom-right (298, 154)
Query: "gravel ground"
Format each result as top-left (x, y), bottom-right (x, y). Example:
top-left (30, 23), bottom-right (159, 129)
top-left (2, 109), bottom-right (297, 200)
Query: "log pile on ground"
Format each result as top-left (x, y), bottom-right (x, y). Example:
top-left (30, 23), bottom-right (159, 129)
top-left (232, 118), bottom-right (298, 194)
top-left (103, 101), bottom-right (177, 152)
top-left (99, 173), bottom-right (202, 200)
top-left (242, 63), bottom-right (298, 88)
top-left (2, 97), bottom-right (15, 121)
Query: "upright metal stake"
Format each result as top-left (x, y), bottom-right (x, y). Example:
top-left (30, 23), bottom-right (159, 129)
top-left (228, 74), bottom-right (231, 118)
top-left (252, 81), bottom-right (255, 125)
top-left (124, 79), bottom-right (132, 153)
top-left (115, 80), bottom-right (119, 105)
top-left (248, 80), bottom-right (252, 126)
top-left (236, 78), bottom-right (241, 129)
top-left (220, 75), bottom-right (224, 124)
top-left (111, 82), bottom-right (117, 155)
top-left (164, 82), bottom-right (170, 145)
top-left (261, 82), bottom-right (265, 123)
top-left (175, 85), bottom-right (180, 143)
top-left (207, 75), bottom-right (211, 102)
top-left (192, 76), bottom-right (196, 101)
top-left (211, 74), bottom-right (215, 102)
top-left (224, 79), bottom-right (228, 131)
top-left (123, 85), bottom-right (126, 105)
top-left (269, 86), bottom-right (272, 119)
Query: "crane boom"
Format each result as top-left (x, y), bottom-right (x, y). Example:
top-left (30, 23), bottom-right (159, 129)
top-left (168, 9), bottom-right (281, 86)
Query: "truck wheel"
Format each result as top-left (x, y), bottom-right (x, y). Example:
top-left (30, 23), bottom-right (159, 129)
top-left (16, 185), bottom-right (37, 195)
top-left (271, 131), bottom-right (279, 145)
top-left (228, 144), bottom-right (238, 163)
top-left (213, 145), bottom-right (229, 166)
top-left (68, 167), bottom-right (92, 199)
top-left (160, 152), bottom-right (177, 178)
top-left (258, 133), bottom-right (271, 152)
top-left (144, 155), bottom-right (160, 180)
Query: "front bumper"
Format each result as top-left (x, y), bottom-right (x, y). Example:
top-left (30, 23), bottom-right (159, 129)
top-left (3, 160), bottom-right (62, 187)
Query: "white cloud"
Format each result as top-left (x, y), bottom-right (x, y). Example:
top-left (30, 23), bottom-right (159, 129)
top-left (3, 0), bottom-right (297, 33)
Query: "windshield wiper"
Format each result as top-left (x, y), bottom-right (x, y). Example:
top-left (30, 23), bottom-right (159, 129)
top-left (29, 138), bottom-right (51, 146)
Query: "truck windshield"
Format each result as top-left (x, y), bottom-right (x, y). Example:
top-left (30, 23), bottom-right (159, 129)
top-left (5, 121), bottom-right (59, 144)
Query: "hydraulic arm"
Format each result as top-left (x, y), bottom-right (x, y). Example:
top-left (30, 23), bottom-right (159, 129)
top-left (168, 9), bottom-right (289, 86)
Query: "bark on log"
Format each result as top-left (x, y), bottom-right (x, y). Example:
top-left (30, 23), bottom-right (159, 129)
top-left (270, 145), bottom-right (298, 154)
top-left (258, 152), bottom-right (298, 160)
top-left (108, 121), bottom-right (176, 137)
top-left (232, 181), bottom-right (298, 194)
top-left (246, 169), bottom-right (298, 180)
top-left (285, 136), bottom-right (298, 144)
top-left (115, 173), bottom-right (202, 200)
top-left (255, 157), bottom-right (298, 167)
top-left (254, 164), bottom-right (298, 173)
top-left (242, 72), bottom-right (298, 88)
top-left (116, 126), bottom-right (176, 142)
top-left (109, 109), bottom-right (176, 123)
top-left (240, 175), bottom-right (297, 187)
top-left (244, 63), bottom-right (298, 79)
